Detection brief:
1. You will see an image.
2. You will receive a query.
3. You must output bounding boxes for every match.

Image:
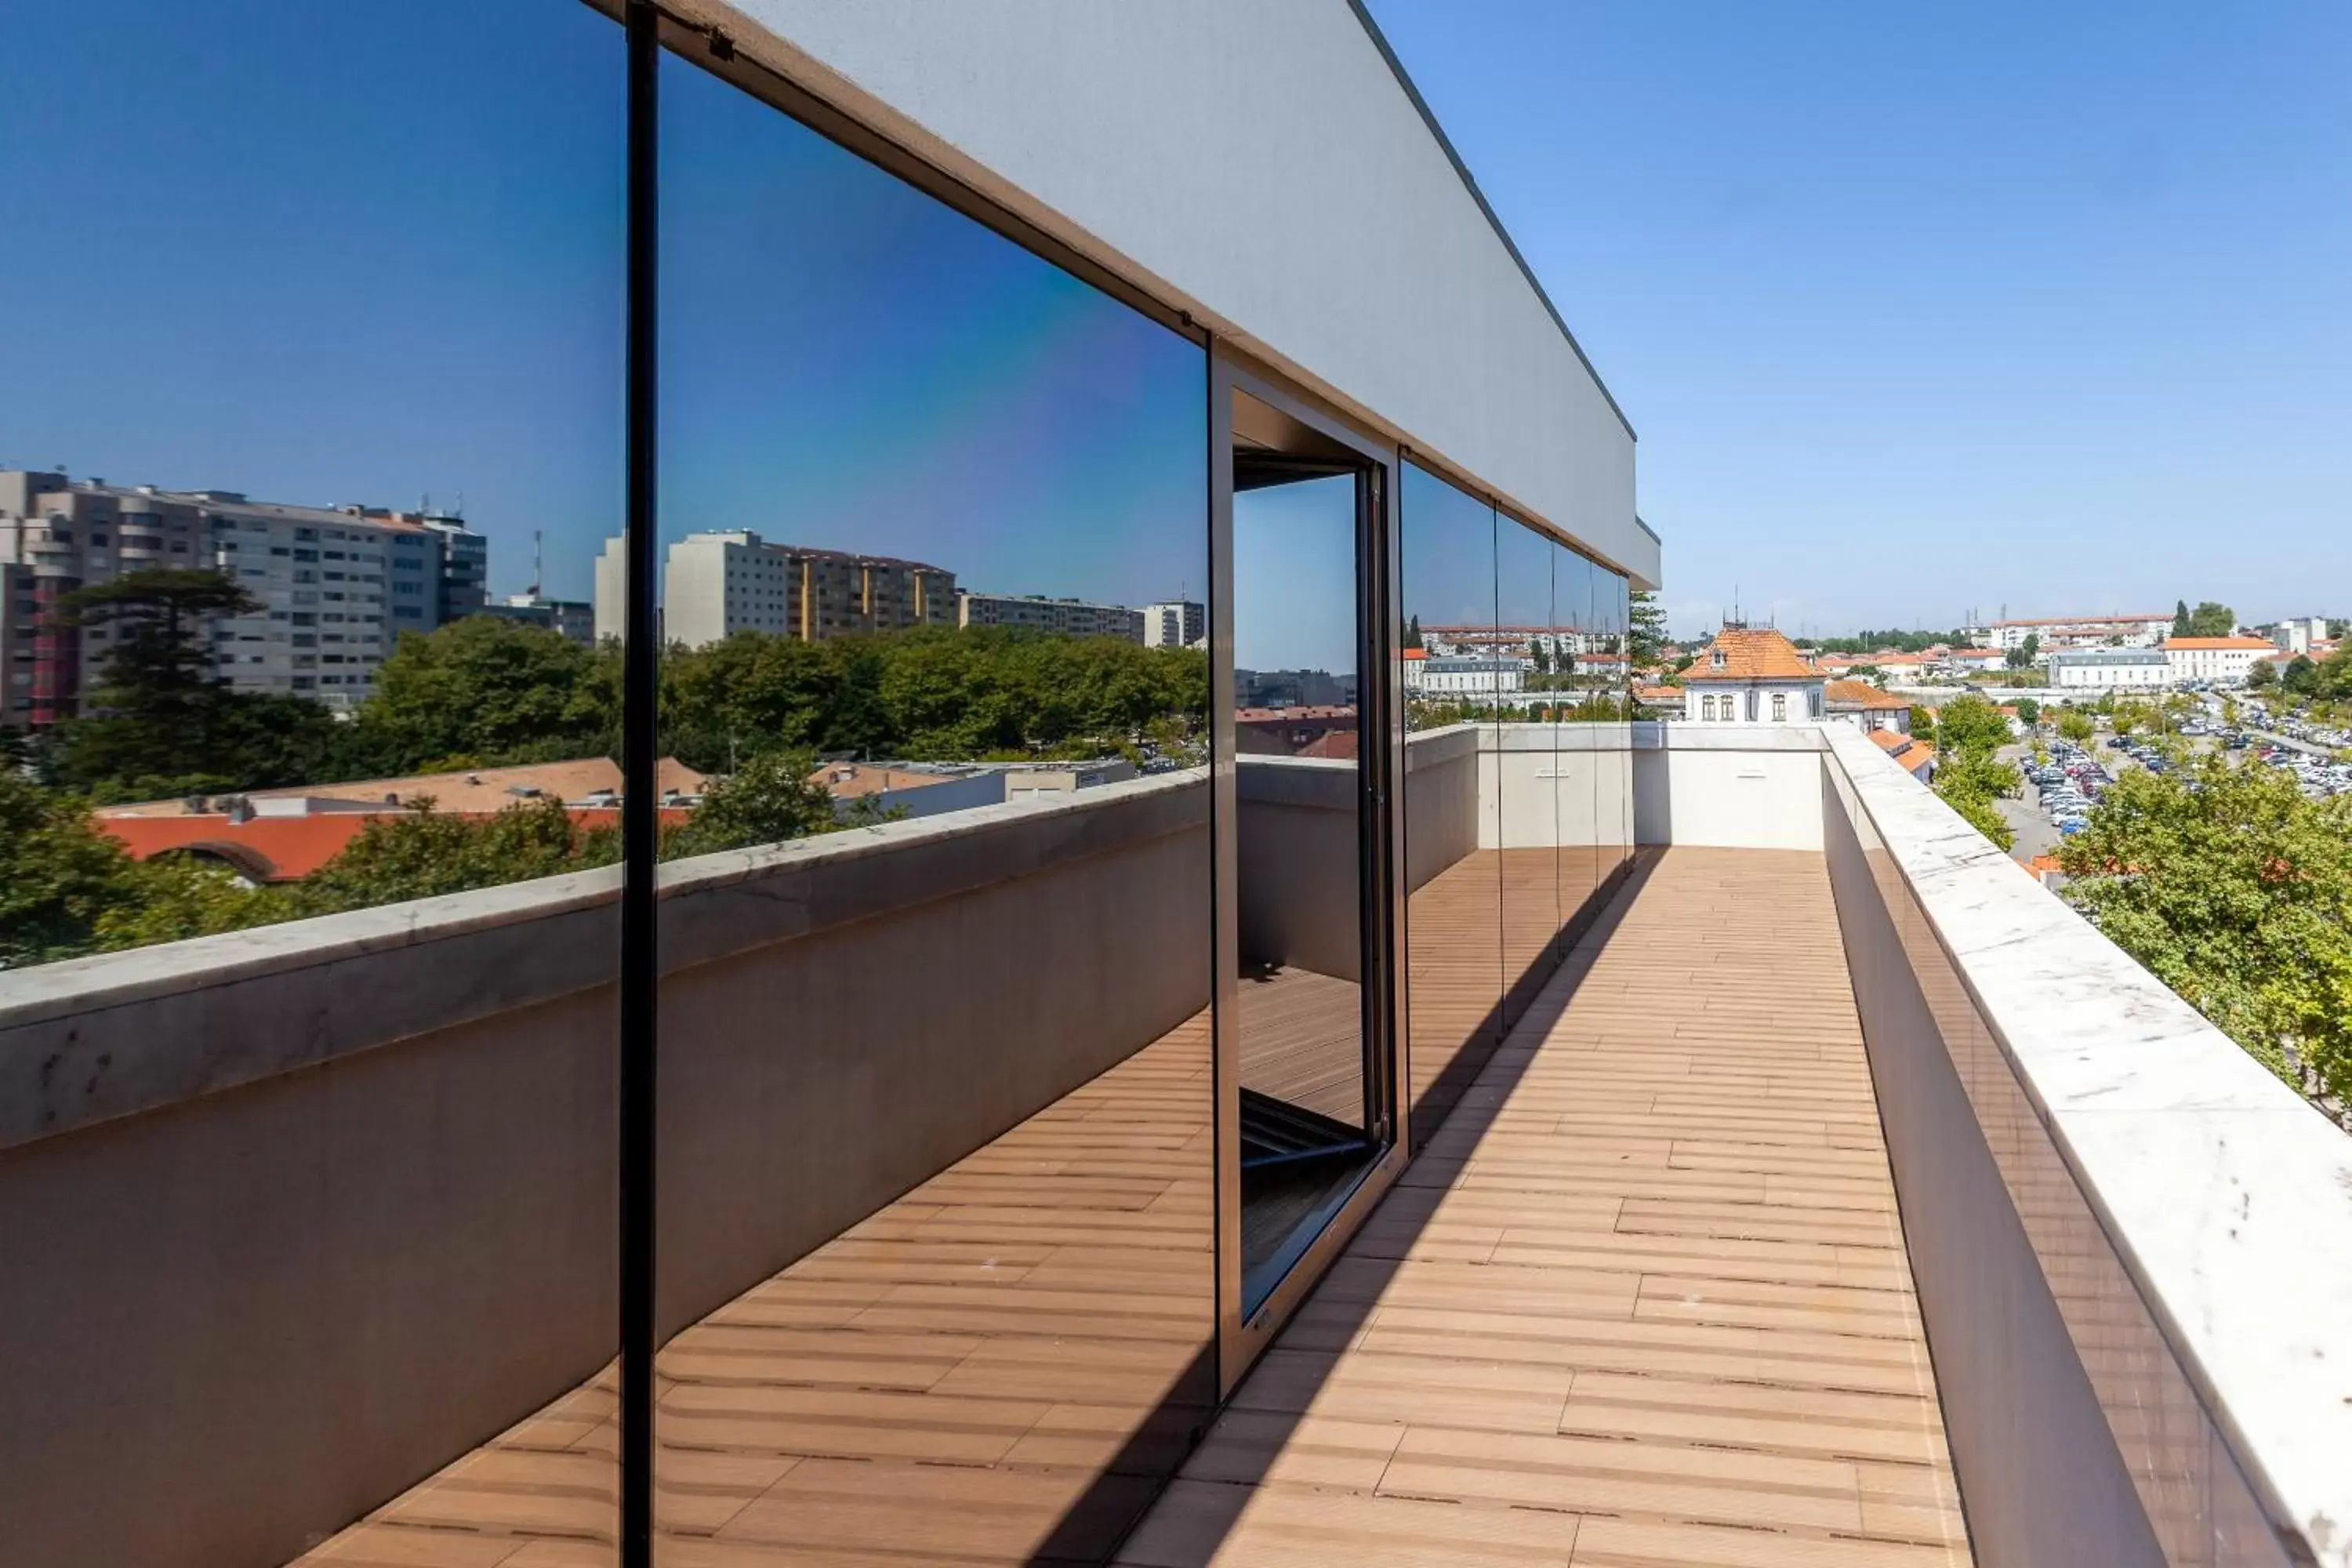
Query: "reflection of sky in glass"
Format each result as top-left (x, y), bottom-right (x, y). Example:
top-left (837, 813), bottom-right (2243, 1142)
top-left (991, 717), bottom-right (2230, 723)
top-left (0, 0), bottom-right (626, 604)
top-left (1496, 518), bottom-right (1554, 631)
top-left (659, 53), bottom-right (1206, 612)
top-left (1401, 464), bottom-right (1494, 633)
top-left (1234, 477), bottom-right (1357, 674)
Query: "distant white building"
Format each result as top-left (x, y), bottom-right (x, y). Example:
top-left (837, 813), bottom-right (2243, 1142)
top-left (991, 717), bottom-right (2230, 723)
top-left (2045, 648), bottom-right (2168, 691)
top-left (2271, 616), bottom-right (2330, 655)
top-left (601, 530), bottom-right (956, 651)
top-left (1967, 613), bottom-right (2172, 652)
top-left (956, 590), bottom-right (1143, 641)
top-left (2164, 636), bottom-right (2274, 686)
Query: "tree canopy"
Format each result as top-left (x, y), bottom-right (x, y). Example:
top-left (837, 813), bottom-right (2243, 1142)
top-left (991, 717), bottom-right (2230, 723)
top-left (2061, 752), bottom-right (2351, 1110)
top-left (1927, 694), bottom-right (2017, 851)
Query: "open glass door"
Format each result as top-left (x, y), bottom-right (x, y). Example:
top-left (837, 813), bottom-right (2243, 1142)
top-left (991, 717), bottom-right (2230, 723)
top-left (1219, 376), bottom-right (1402, 1327)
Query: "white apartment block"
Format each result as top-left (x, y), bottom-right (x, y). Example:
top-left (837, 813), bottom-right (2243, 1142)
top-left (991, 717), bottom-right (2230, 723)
top-left (1142, 600), bottom-right (1206, 649)
top-left (1406, 653), bottom-right (1527, 696)
top-left (644, 530), bottom-right (956, 651)
top-left (1, 470), bottom-right (485, 717)
top-left (955, 590), bottom-right (1144, 641)
top-left (2271, 616), bottom-right (2330, 655)
top-left (1967, 613), bottom-right (2172, 652)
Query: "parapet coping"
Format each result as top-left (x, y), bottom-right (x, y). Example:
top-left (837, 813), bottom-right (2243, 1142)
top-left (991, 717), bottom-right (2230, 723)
top-left (1823, 722), bottom-right (2352, 1565)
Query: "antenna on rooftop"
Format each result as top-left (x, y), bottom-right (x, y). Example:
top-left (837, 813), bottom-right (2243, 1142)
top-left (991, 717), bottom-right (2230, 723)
top-left (528, 529), bottom-right (543, 600)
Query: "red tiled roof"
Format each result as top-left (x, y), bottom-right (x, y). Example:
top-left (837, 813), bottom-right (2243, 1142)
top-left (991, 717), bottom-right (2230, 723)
top-left (1824, 679), bottom-right (1909, 710)
top-left (1680, 628), bottom-right (1819, 682)
top-left (2162, 636), bottom-right (2272, 651)
top-left (99, 806), bottom-right (669, 882)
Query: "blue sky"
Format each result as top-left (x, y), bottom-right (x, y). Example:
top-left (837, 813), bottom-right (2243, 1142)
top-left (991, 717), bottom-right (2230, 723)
top-left (1367, 0), bottom-right (2352, 638)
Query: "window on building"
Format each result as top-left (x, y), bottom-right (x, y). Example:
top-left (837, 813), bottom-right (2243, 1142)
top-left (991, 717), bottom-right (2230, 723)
top-left (1773, 692), bottom-right (1788, 721)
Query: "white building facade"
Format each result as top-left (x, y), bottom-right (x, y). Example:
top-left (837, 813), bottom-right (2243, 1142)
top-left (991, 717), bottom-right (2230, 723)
top-left (2045, 648), bottom-right (2169, 691)
top-left (1967, 613), bottom-right (2172, 652)
top-left (2163, 636), bottom-right (2274, 686)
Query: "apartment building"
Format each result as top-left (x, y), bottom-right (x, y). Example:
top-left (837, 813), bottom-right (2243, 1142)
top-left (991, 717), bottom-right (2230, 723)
top-left (2270, 615), bottom-right (2331, 655)
top-left (632, 529), bottom-right (956, 649)
top-left (1142, 598), bottom-right (1206, 648)
top-left (0, 470), bottom-right (486, 717)
top-left (479, 593), bottom-right (597, 645)
top-left (953, 590), bottom-right (1145, 640)
top-left (1967, 612), bottom-right (2172, 651)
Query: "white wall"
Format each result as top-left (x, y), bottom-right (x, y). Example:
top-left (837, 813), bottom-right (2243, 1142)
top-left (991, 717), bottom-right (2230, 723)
top-left (1630, 726), bottom-right (1827, 851)
top-left (699, 0), bottom-right (1650, 585)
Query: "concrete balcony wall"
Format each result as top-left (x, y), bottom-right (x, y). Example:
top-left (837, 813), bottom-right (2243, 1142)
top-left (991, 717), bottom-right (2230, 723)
top-left (1632, 720), bottom-right (1827, 851)
top-left (1819, 724), bottom-right (2352, 1568)
top-left (0, 771), bottom-right (1209, 1568)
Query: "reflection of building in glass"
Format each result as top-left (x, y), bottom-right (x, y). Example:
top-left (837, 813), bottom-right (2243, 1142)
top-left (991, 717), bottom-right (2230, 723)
top-left (1234, 704), bottom-right (1355, 757)
top-left (1409, 653), bottom-right (1527, 696)
top-left (1142, 599), bottom-right (1206, 648)
top-left (1, 468), bottom-right (485, 717)
top-left (955, 590), bottom-right (1144, 641)
top-left (1236, 666), bottom-right (1355, 709)
top-left (477, 593), bottom-right (596, 645)
top-left (641, 528), bottom-right (956, 649)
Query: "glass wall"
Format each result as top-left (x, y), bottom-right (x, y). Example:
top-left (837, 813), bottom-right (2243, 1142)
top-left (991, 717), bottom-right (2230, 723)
top-left (1399, 464), bottom-right (1503, 1144)
top-left (1494, 517), bottom-right (1561, 1023)
top-left (652, 38), bottom-right (1212, 1565)
top-left (0, 2), bottom-right (626, 1564)
top-left (0, 9), bottom-right (1646, 1563)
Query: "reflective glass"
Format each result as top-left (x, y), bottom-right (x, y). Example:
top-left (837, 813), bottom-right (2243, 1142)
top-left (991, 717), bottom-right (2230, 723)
top-left (1232, 460), bottom-right (1377, 1293)
top-left (652, 44), bottom-right (1213, 1563)
top-left (0, 2), bottom-right (625, 1562)
top-left (1494, 518), bottom-right (1561, 1023)
top-left (1398, 463), bottom-right (1503, 1145)
top-left (1541, 544), bottom-right (1584, 939)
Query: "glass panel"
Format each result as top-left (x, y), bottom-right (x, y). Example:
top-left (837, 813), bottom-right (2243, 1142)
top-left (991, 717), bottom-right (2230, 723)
top-left (654, 46), bottom-right (1213, 1564)
top-left (1233, 463), bottom-right (1374, 1292)
top-left (1494, 517), bottom-right (1560, 1023)
top-left (0, 2), bottom-right (624, 1563)
top-left (1605, 568), bottom-right (1635, 883)
top-left (1554, 544), bottom-right (1603, 937)
top-left (1399, 463), bottom-right (1503, 1145)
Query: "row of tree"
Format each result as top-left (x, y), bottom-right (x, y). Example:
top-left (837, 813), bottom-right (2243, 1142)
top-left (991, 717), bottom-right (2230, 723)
top-left (18, 569), bottom-right (1210, 804)
top-left (2172, 599), bottom-right (2238, 638)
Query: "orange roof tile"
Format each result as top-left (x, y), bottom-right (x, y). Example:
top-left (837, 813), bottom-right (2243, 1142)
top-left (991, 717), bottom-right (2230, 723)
top-left (1868, 728), bottom-right (1915, 753)
top-left (2161, 636), bottom-right (2273, 650)
top-left (1824, 679), bottom-right (1909, 710)
top-left (1679, 627), bottom-right (1820, 682)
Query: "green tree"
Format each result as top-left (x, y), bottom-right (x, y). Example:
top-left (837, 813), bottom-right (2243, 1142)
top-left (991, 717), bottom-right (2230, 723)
top-left (2187, 601), bottom-right (2237, 637)
top-left (2283, 655), bottom-right (2319, 697)
top-left (1910, 704), bottom-right (1938, 749)
top-left (1628, 589), bottom-right (1668, 667)
top-left (2247, 658), bottom-right (2279, 691)
top-left (2173, 599), bottom-right (2192, 637)
top-left (661, 750), bottom-right (842, 858)
top-left (0, 773), bottom-right (144, 967)
top-left (2005, 631), bottom-right (2041, 670)
top-left (1403, 614), bottom-right (1424, 651)
top-left (2014, 698), bottom-right (2040, 727)
top-left (2056, 708), bottom-right (2095, 743)
top-left (1928, 694), bottom-right (2020, 851)
top-left (42, 568), bottom-right (344, 800)
top-left (299, 796), bottom-right (614, 909)
top-left (353, 616), bottom-right (617, 773)
top-left (2061, 753), bottom-right (2352, 1107)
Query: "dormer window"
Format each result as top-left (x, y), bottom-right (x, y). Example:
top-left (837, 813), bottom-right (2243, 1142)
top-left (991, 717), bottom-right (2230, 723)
top-left (1711, 648), bottom-right (1726, 669)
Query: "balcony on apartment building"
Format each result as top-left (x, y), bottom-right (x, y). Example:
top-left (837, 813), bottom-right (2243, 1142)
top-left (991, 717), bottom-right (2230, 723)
top-left (4, 721), bottom-right (2347, 1568)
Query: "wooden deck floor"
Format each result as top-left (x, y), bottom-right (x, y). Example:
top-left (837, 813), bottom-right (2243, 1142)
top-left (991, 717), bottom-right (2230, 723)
top-left (1116, 848), bottom-right (1972, 1568)
top-left (296, 847), bottom-right (1966, 1568)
